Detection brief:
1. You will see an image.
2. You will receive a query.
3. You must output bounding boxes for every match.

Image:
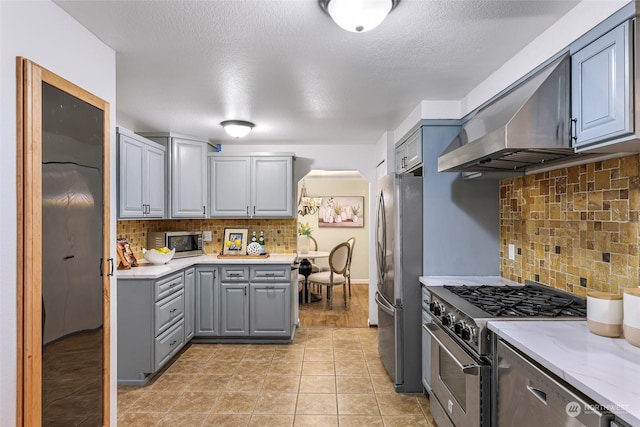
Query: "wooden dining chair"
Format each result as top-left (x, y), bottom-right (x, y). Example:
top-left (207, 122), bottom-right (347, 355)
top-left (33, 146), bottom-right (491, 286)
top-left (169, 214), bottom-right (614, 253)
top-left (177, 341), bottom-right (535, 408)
top-left (307, 242), bottom-right (350, 309)
top-left (345, 237), bottom-right (356, 297)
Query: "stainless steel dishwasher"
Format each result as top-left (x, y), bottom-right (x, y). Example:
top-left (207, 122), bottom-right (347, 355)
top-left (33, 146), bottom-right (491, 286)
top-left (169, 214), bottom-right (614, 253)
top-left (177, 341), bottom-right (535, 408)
top-left (496, 339), bottom-right (613, 427)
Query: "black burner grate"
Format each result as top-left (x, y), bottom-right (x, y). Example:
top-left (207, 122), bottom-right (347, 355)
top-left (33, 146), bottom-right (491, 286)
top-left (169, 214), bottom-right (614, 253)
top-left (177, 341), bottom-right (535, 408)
top-left (444, 285), bottom-right (586, 318)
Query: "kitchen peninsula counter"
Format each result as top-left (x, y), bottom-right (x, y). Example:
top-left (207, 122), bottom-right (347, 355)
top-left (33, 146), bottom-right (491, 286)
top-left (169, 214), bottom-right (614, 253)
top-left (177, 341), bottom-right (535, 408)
top-left (489, 320), bottom-right (640, 426)
top-left (117, 253), bottom-right (297, 279)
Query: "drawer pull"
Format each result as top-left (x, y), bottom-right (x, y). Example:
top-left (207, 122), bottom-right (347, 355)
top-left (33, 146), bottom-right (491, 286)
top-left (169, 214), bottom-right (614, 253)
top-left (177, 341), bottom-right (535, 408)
top-left (170, 308), bottom-right (177, 313)
top-left (170, 340), bottom-right (177, 346)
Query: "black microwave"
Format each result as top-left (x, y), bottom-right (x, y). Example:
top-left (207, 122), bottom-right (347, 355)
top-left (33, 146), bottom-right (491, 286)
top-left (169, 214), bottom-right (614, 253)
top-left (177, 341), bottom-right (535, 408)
top-left (147, 231), bottom-right (203, 258)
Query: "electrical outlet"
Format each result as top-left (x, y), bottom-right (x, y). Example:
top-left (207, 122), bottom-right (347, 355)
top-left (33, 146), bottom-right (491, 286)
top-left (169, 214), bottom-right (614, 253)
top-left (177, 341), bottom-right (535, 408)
top-left (508, 244), bottom-right (515, 260)
top-left (203, 230), bottom-right (212, 241)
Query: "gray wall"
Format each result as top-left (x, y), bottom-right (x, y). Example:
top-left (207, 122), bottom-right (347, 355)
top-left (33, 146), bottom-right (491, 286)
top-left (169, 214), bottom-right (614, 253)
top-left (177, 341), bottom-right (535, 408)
top-left (421, 123), bottom-right (500, 276)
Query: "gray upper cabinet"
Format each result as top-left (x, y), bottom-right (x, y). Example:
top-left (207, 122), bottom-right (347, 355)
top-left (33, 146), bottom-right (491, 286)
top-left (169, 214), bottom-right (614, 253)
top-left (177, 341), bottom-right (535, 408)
top-left (117, 127), bottom-right (165, 218)
top-left (195, 267), bottom-right (219, 336)
top-left (251, 156), bottom-right (293, 217)
top-left (140, 132), bottom-right (210, 218)
top-left (395, 127), bottom-right (422, 173)
top-left (209, 155), bottom-right (293, 218)
top-left (171, 138), bottom-right (208, 217)
top-left (571, 21), bottom-right (633, 150)
top-left (209, 156), bottom-right (251, 217)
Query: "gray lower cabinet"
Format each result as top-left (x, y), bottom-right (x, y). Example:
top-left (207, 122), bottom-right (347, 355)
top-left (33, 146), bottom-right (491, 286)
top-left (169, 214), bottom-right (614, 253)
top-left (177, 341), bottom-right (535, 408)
top-left (193, 264), bottom-right (293, 340)
top-left (184, 267), bottom-right (195, 341)
top-left (195, 266), bottom-right (219, 336)
top-left (117, 271), bottom-right (185, 385)
top-left (249, 265), bottom-right (292, 337)
top-left (220, 283), bottom-right (250, 336)
top-left (250, 283), bottom-right (291, 337)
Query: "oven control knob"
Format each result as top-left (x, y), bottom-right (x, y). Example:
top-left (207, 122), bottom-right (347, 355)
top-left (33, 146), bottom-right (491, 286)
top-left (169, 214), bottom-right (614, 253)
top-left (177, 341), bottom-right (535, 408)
top-left (461, 326), bottom-right (474, 342)
top-left (429, 301), bottom-right (437, 313)
top-left (432, 303), bottom-right (442, 316)
top-left (442, 313), bottom-right (455, 327)
top-left (454, 321), bottom-right (463, 336)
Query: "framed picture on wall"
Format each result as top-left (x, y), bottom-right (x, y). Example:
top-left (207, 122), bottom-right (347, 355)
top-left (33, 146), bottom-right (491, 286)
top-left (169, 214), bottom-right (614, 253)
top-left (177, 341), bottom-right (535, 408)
top-left (317, 196), bottom-right (364, 227)
top-left (222, 228), bottom-right (249, 255)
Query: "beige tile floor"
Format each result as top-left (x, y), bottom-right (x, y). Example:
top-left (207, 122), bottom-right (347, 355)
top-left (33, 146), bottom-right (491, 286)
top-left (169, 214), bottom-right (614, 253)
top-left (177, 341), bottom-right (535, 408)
top-left (118, 327), bottom-right (436, 426)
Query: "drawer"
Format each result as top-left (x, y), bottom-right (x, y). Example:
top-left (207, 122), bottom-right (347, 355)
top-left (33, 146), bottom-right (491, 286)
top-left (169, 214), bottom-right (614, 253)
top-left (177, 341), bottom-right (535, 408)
top-left (155, 272), bottom-right (184, 301)
top-left (155, 290), bottom-right (184, 336)
top-left (250, 266), bottom-right (289, 281)
top-left (220, 266), bottom-right (249, 281)
top-left (155, 319), bottom-right (184, 371)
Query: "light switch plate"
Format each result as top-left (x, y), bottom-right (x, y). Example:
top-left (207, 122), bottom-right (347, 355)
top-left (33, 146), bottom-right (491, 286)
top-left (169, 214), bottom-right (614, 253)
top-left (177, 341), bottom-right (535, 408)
top-left (508, 244), bottom-right (515, 260)
top-left (203, 230), bottom-right (212, 241)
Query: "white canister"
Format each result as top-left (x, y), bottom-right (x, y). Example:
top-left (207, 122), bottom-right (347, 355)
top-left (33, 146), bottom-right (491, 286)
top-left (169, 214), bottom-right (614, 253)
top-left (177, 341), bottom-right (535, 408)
top-left (623, 288), bottom-right (640, 348)
top-left (587, 291), bottom-right (623, 338)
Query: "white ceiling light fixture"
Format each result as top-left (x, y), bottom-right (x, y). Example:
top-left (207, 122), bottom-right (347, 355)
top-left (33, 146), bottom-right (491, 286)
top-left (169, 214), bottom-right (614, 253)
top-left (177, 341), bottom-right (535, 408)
top-left (220, 120), bottom-right (255, 138)
top-left (319, 0), bottom-right (399, 33)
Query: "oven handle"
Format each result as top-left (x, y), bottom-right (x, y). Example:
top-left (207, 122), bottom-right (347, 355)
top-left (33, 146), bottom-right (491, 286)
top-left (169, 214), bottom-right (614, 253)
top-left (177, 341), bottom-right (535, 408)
top-left (423, 324), bottom-right (480, 376)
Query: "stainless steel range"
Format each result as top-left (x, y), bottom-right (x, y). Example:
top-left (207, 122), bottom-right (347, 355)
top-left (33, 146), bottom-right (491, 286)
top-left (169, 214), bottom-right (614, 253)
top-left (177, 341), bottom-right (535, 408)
top-left (423, 280), bottom-right (587, 427)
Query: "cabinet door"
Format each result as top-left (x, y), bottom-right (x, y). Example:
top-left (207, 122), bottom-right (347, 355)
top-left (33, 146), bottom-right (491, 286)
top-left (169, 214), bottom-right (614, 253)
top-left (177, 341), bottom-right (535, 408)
top-left (249, 283), bottom-right (291, 337)
top-left (395, 143), bottom-right (407, 173)
top-left (404, 128), bottom-right (422, 170)
top-left (144, 144), bottom-right (165, 218)
top-left (572, 22), bottom-right (632, 148)
top-left (209, 157), bottom-right (251, 217)
top-left (172, 138), bottom-right (207, 218)
top-left (118, 134), bottom-right (145, 217)
top-left (195, 267), bottom-right (219, 336)
top-left (251, 156), bottom-right (293, 217)
top-left (220, 283), bottom-right (249, 336)
top-left (184, 268), bottom-right (195, 341)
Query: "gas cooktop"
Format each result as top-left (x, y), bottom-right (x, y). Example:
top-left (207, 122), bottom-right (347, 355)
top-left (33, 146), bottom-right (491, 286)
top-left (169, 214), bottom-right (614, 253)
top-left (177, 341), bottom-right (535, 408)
top-left (444, 283), bottom-right (587, 318)
top-left (425, 280), bottom-right (587, 355)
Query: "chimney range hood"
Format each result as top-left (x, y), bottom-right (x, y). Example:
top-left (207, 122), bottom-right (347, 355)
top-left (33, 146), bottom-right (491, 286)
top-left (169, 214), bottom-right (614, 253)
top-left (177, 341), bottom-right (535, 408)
top-left (438, 54), bottom-right (586, 174)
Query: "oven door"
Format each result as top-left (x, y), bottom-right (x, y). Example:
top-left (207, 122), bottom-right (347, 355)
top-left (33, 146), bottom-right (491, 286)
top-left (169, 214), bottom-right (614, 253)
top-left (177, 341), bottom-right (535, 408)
top-left (425, 322), bottom-right (490, 427)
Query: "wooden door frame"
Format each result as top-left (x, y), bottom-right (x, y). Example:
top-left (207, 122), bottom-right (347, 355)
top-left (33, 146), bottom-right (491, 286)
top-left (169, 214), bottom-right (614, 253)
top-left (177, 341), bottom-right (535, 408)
top-left (16, 57), bottom-right (111, 426)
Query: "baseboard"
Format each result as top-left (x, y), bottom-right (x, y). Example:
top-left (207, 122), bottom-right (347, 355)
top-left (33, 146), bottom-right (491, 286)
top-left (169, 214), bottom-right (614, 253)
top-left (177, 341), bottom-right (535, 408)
top-left (351, 279), bottom-right (368, 285)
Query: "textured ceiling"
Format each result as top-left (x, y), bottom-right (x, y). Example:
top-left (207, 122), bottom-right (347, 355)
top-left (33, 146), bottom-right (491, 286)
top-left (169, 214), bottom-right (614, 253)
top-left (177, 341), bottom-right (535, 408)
top-left (55, 0), bottom-right (580, 145)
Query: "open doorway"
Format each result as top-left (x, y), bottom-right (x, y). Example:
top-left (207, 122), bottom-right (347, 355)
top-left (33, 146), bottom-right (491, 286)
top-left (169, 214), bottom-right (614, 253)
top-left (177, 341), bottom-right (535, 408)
top-left (296, 170), bottom-right (370, 327)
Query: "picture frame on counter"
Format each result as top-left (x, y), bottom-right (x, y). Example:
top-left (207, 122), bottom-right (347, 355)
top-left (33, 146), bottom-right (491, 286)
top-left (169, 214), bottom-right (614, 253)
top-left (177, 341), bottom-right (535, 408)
top-left (222, 227), bottom-right (249, 255)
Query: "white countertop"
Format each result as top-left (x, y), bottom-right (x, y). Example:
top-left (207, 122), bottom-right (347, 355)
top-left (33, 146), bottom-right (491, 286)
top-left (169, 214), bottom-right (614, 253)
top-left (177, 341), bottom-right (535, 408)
top-left (117, 253), bottom-right (297, 279)
top-left (489, 320), bottom-right (640, 426)
top-left (419, 276), bottom-right (521, 287)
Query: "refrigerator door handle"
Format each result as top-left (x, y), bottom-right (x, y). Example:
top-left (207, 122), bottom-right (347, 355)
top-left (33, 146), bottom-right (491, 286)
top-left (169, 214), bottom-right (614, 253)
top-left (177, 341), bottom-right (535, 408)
top-left (375, 189), bottom-right (386, 285)
top-left (375, 292), bottom-right (395, 316)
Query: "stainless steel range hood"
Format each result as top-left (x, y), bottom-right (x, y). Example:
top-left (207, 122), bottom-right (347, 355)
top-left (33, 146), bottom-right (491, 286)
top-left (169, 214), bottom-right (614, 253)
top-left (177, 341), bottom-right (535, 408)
top-left (438, 54), bottom-right (585, 174)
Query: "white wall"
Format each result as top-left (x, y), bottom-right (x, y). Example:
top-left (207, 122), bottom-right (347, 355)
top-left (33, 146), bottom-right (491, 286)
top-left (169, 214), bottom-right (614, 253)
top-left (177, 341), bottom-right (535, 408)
top-left (0, 1), bottom-right (116, 423)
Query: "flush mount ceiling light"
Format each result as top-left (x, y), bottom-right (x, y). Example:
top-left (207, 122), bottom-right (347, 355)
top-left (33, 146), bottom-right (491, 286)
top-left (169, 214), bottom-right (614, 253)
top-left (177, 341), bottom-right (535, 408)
top-left (319, 0), bottom-right (399, 33)
top-left (220, 120), bottom-right (255, 138)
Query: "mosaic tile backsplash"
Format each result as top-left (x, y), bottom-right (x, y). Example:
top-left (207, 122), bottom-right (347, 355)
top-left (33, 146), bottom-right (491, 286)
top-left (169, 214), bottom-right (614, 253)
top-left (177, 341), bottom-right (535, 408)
top-left (500, 154), bottom-right (640, 296)
top-left (117, 218), bottom-right (297, 261)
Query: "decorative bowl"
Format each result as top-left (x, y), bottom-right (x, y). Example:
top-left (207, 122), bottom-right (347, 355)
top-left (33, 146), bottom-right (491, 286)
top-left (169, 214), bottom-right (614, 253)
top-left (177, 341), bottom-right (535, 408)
top-left (142, 248), bottom-right (176, 264)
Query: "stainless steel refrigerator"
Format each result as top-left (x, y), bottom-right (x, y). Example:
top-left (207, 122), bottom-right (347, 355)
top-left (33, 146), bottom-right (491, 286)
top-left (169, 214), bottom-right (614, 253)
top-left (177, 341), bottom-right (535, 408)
top-left (375, 173), bottom-right (423, 393)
